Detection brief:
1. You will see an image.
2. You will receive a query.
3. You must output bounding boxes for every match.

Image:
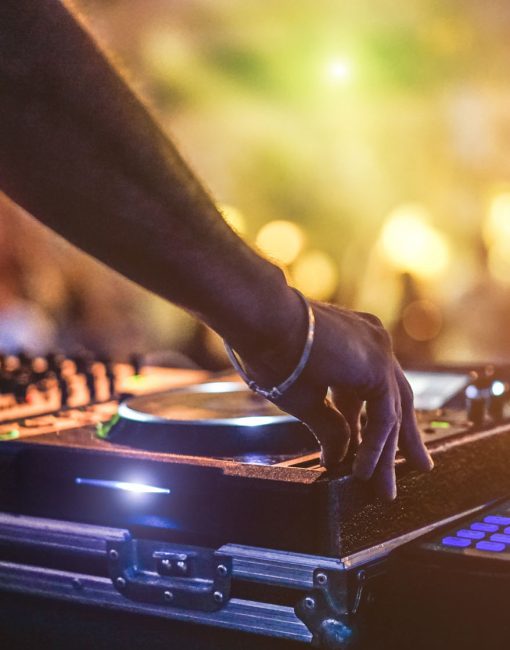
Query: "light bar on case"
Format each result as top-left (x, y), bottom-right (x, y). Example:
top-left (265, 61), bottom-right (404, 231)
top-left (75, 478), bottom-right (170, 494)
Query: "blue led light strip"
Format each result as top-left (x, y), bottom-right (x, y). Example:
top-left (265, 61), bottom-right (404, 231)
top-left (75, 478), bottom-right (171, 494)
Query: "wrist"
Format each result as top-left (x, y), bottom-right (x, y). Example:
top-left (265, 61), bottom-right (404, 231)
top-left (221, 266), bottom-right (309, 387)
top-left (225, 288), bottom-right (315, 399)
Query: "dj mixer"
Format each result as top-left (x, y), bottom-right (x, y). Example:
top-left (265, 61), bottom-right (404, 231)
top-left (0, 353), bottom-right (510, 649)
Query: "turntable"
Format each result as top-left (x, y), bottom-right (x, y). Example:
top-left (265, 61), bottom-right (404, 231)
top-left (0, 366), bottom-right (509, 556)
top-left (104, 381), bottom-right (318, 460)
top-left (2, 365), bottom-right (510, 648)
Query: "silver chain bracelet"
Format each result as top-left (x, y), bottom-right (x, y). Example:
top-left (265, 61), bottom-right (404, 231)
top-left (224, 288), bottom-right (315, 401)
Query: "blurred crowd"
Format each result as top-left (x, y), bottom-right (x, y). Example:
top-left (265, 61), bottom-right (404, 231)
top-left (4, 0), bottom-right (510, 369)
top-left (3, 189), bottom-right (510, 369)
top-left (0, 194), bottom-right (211, 367)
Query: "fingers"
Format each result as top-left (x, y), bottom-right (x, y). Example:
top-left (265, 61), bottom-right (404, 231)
top-left (353, 363), bottom-right (434, 501)
top-left (300, 400), bottom-right (351, 469)
top-left (394, 364), bottom-right (434, 472)
top-left (372, 423), bottom-right (399, 501)
top-left (352, 383), bottom-right (398, 482)
top-left (331, 386), bottom-right (362, 460)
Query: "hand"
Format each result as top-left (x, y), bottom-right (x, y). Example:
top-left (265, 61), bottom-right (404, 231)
top-left (242, 299), bottom-right (434, 501)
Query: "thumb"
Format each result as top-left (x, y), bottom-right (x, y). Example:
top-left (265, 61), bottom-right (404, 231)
top-left (301, 400), bottom-right (351, 470)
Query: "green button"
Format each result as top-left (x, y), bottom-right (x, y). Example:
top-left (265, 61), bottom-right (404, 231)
top-left (0, 429), bottom-right (20, 441)
top-left (96, 413), bottom-right (120, 439)
top-left (430, 420), bottom-right (450, 429)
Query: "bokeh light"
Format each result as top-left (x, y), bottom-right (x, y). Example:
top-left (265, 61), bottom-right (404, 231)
top-left (141, 28), bottom-right (193, 83)
top-left (9, 0), bottom-right (510, 366)
top-left (402, 300), bottom-right (443, 341)
top-left (255, 220), bottom-right (305, 266)
top-left (484, 191), bottom-right (510, 284)
top-left (324, 57), bottom-right (353, 85)
top-left (488, 240), bottom-right (510, 284)
top-left (291, 250), bottom-right (338, 300)
top-left (483, 192), bottom-right (510, 246)
top-left (379, 204), bottom-right (450, 279)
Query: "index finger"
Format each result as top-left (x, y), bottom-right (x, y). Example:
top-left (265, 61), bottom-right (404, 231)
top-left (371, 423), bottom-right (399, 501)
top-left (352, 381), bottom-right (399, 481)
top-left (331, 386), bottom-right (362, 460)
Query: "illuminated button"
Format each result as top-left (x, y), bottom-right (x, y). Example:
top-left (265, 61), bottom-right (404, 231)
top-left (0, 429), bottom-right (20, 441)
top-left (442, 536), bottom-right (471, 548)
top-left (430, 420), bottom-right (451, 429)
top-left (475, 541), bottom-right (506, 552)
top-left (456, 529), bottom-right (485, 540)
top-left (471, 522), bottom-right (499, 533)
top-left (484, 515), bottom-right (510, 526)
top-left (490, 533), bottom-right (510, 544)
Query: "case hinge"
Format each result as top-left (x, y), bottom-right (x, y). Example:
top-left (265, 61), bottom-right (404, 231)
top-left (295, 567), bottom-right (355, 649)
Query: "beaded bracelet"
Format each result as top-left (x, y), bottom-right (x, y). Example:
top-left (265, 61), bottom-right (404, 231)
top-left (224, 288), bottom-right (315, 400)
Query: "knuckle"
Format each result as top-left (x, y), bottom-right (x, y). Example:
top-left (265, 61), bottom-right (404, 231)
top-left (374, 327), bottom-right (392, 351)
top-left (356, 311), bottom-right (383, 328)
top-left (371, 401), bottom-right (399, 426)
top-left (380, 411), bottom-right (398, 429)
top-left (364, 324), bottom-right (393, 358)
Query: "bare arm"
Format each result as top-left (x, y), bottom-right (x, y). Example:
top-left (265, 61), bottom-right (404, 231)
top-left (0, 0), bottom-right (433, 499)
top-left (0, 0), bottom-right (299, 358)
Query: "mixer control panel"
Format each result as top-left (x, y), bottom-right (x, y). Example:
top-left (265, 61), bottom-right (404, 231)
top-left (0, 351), bottom-right (207, 441)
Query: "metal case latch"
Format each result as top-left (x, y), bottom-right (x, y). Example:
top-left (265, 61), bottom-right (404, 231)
top-left (107, 539), bottom-right (231, 612)
top-left (295, 568), bottom-right (355, 649)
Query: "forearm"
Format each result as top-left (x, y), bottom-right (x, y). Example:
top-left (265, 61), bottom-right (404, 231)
top-left (0, 2), bottom-right (435, 501)
top-left (0, 0), bottom-right (301, 359)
